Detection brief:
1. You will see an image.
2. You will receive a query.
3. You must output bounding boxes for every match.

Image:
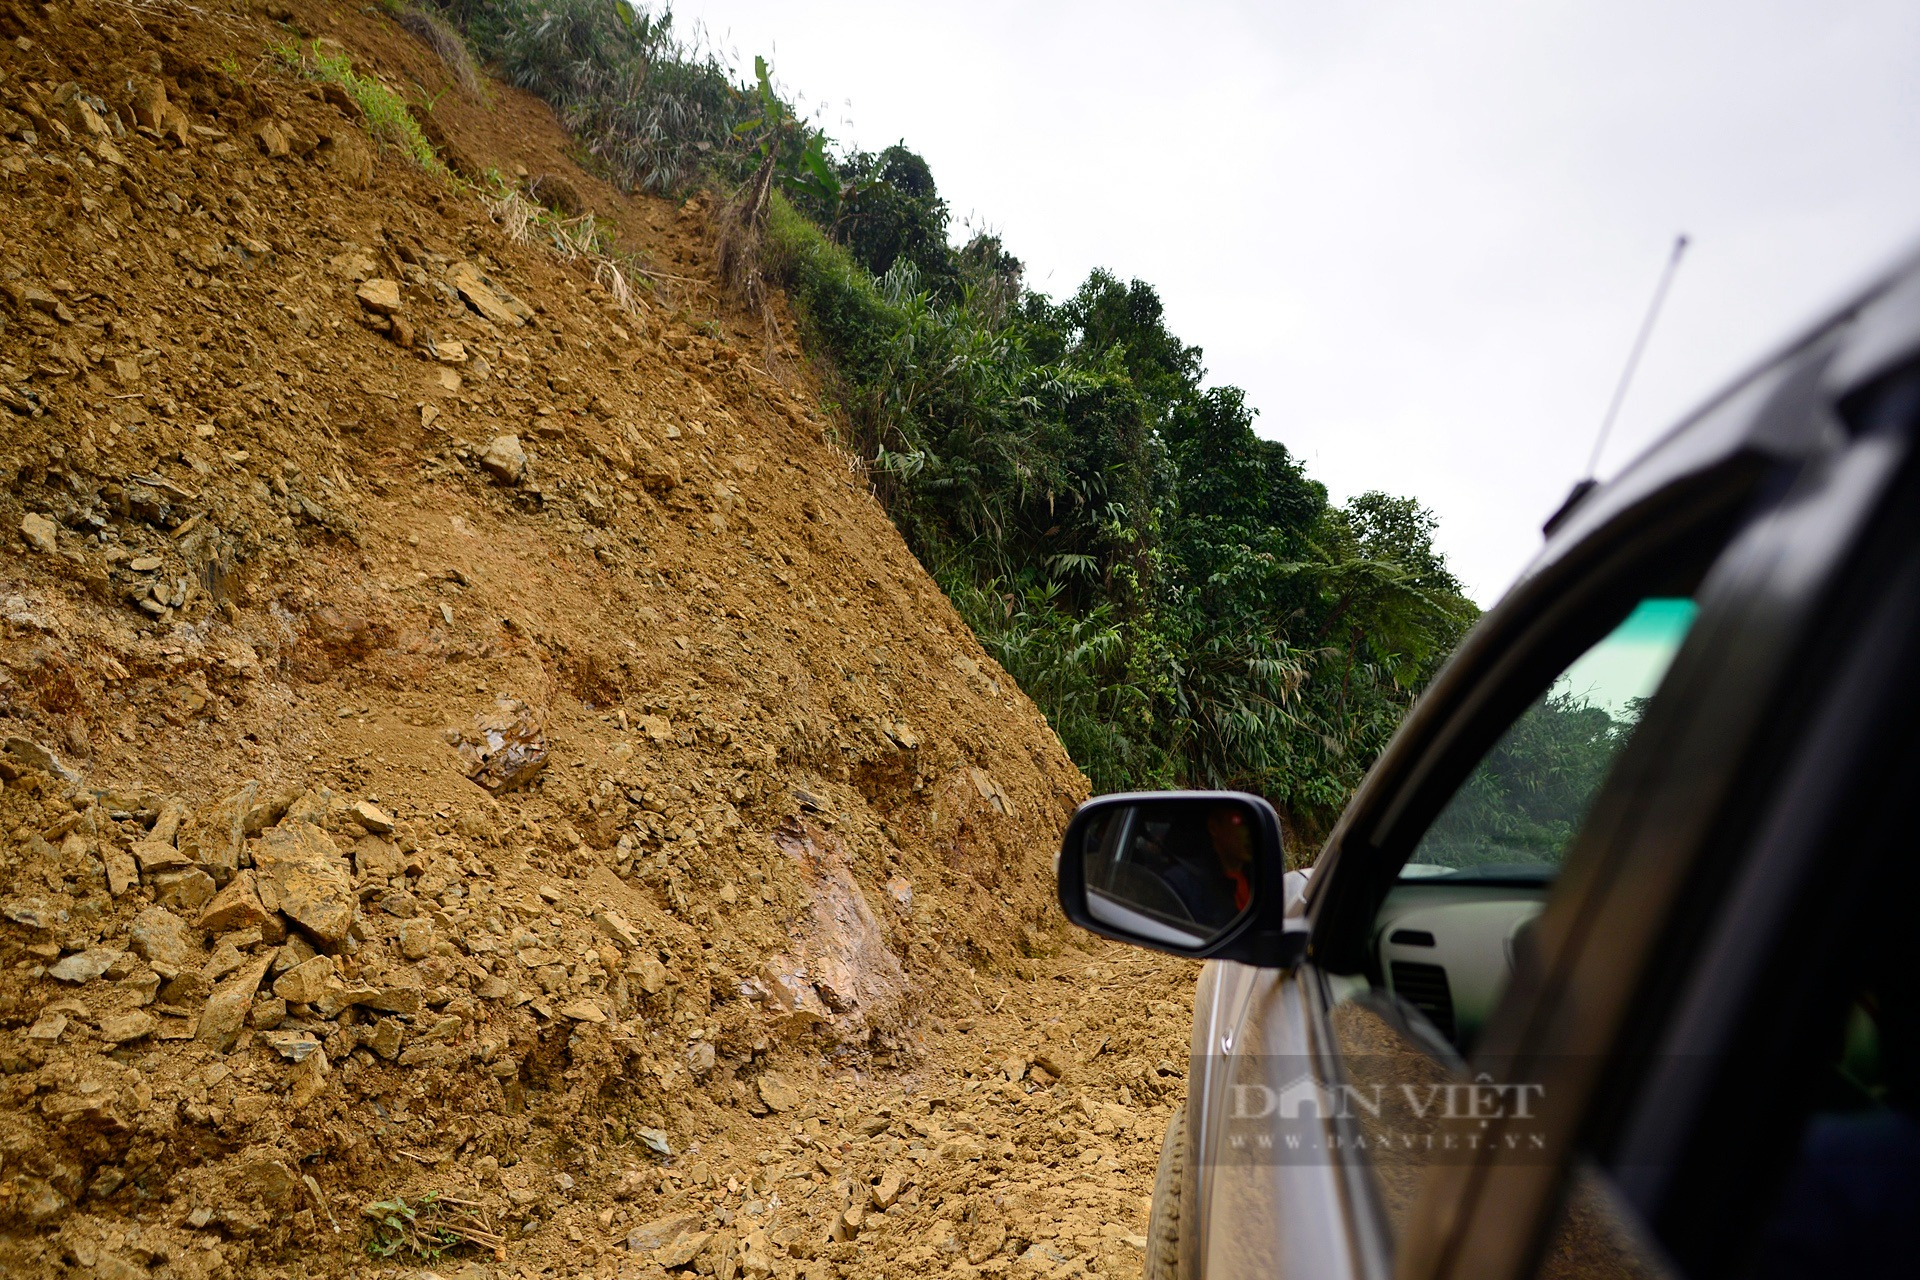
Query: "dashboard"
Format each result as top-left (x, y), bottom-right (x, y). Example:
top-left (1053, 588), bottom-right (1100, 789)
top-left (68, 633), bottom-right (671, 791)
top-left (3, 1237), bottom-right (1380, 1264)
top-left (1372, 881), bottom-right (1548, 1050)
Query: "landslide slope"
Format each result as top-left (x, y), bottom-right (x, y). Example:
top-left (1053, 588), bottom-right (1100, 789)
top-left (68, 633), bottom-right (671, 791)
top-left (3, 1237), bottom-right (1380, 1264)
top-left (0, 2), bottom-right (1195, 1278)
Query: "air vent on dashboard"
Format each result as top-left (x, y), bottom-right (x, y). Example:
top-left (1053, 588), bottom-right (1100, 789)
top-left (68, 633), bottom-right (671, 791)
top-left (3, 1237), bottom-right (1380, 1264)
top-left (1388, 929), bottom-right (1436, 947)
top-left (1389, 961), bottom-right (1456, 1041)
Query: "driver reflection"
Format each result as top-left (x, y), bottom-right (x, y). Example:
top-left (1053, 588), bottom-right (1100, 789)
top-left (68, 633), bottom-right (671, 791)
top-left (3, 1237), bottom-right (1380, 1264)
top-left (1159, 804), bottom-right (1255, 928)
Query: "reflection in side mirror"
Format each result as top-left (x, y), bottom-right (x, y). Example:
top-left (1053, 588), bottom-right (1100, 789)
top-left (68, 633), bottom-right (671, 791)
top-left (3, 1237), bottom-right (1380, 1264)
top-left (1063, 792), bottom-right (1283, 957)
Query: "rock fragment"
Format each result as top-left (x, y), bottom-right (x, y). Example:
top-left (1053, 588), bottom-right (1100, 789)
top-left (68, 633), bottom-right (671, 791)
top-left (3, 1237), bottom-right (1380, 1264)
top-left (196, 953), bottom-right (274, 1051)
top-left (288, 1045), bottom-right (329, 1107)
top-left (25, 1012), bottom-right (68, 1043)
top-left (273, 955), bottom-right (335, 1005)
top-left (128, 907), bottom-right (195, 977)
top-left (365, 1018), bottom-right (403, 1060)
top-left (100, 1011), bottom-right (157, 1044)
top-left (251, 119), bottom-right (289, 157)
top-left (349, 799), bottom-right (395, 833)
top-left (657, 1230), bottom-right (712, 1269)
top-left (355, 278), bottom-right (402, 315)
top-left (480, 434), bottom-right (527, 483)
top-left (263, 1029), bottom-right (322, 1062)
top-left (448, 261), bottom-right (527, 328)
top-left (252, 822), bottom-right (355, 951)
top-left (628, 1212), bottom-right (702, 1253)
top-left (19, 512), bottom-right (56, 553)
top-left (152, 868), bottom-right (216, 914)
top-left (49, 949), bottom-right (122, 984)
top-left (195, 870), bottom-right (269, 934)
top-left (102, 845), bottom-right (138, 896)
top-left (559, 1000), bottom-right (606, 1023)
top-left (756, 1074), bottom-right (800, 1113)
top-left (131, 840), bottom-right (191, 874)
top-left (396, 918), bottom-right (433, 960)
top-left (446, 698), bottom-right (548, 794)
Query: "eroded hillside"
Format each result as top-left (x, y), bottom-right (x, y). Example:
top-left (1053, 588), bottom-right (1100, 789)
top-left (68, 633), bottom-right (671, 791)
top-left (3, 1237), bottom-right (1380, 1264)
top-left (0, 1), bottom-right (1194, 1277)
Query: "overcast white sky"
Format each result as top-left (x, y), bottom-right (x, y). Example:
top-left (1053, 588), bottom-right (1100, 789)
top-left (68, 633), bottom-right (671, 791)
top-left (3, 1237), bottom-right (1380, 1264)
top-left (671, 0), bottom-right (1920, 603)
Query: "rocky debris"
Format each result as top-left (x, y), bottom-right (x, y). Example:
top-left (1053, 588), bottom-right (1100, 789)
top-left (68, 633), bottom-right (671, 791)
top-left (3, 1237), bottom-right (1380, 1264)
top-left (480, 433), bottom-right (528, 483)
top-left (0, 7), bottom-right (1127, 1276)
top-left (251, 822), bottom-right (356, 951)
top-left (19, 512), bottom-right (56, 554)
top-left (446, 697), bottom-right (548, 793)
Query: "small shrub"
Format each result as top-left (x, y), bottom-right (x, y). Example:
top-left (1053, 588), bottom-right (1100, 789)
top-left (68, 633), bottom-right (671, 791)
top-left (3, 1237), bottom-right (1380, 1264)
top-left (362, 1192), bottom-right (502, 1259)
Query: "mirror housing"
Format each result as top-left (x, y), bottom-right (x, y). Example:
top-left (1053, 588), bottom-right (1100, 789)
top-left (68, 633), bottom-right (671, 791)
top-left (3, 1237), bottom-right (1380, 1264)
top-left (1056, 791), bottom-right (1308, 967)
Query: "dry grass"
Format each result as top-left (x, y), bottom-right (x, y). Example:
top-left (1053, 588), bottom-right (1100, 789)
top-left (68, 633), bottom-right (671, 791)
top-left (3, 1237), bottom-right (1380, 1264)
top-left (715, 149), bottom-right (781, 365)
top-left (390, 3), bottom-right (485, 96)
top-left (483, 185), bottom-right (650, 321)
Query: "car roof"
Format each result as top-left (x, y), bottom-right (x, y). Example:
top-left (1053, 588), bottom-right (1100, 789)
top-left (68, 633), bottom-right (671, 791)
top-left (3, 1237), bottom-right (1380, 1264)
top-left (1522, 238), bottom-right (1920, 589)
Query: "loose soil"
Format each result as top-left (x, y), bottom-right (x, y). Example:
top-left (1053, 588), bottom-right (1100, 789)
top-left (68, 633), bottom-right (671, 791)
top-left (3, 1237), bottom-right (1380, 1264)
top-left (0, 2), bottom-right (1195, 1278)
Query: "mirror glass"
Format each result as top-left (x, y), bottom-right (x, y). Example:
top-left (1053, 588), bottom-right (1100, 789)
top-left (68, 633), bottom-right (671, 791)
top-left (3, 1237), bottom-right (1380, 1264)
top-left (1079, 797), bottom-right (1263, 949)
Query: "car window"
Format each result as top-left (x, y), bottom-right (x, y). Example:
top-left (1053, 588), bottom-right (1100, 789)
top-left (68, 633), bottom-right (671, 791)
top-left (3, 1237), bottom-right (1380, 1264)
top-left (1401, 598), bottom-right (1698, 883)
top-left (1324, 596), bottom-right (1707, 1245)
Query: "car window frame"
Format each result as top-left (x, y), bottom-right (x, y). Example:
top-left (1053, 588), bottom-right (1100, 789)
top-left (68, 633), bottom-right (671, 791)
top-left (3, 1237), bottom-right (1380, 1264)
top-left (1304, 336), bottom-right (1847, 976)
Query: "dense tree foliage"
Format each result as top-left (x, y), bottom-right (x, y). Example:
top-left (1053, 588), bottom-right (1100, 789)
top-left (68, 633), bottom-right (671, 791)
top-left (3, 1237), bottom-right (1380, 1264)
top-left (424, 0), bottom-right (1479, 834)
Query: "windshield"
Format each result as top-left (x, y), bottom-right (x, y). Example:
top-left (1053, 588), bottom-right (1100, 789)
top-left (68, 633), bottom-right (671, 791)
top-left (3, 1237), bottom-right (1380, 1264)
top-left (1402, 598), bottom-right (1698, 881)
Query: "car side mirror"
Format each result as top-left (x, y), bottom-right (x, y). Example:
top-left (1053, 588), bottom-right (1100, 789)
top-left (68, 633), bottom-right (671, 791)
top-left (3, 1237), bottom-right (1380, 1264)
top-left (1056, 791), bottom-right (1308, 966)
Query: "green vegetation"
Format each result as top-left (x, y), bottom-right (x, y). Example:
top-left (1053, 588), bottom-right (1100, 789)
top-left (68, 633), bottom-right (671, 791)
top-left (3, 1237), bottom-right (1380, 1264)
top-left (361, 1193), bottom-right (471, 1259)
top-left (415, 0), bottom-right (1479, 833)
top-left (272, 39), bottom-right (440, 169)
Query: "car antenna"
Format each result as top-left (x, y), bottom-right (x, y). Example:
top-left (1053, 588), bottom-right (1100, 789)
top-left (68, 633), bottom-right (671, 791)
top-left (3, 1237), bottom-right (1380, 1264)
top-left (1543, 233), bottom-right (1691, 535)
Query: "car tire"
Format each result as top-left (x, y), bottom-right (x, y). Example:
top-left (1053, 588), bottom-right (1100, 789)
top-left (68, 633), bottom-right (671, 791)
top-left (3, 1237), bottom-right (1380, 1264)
top-left (1146, 1101), bottom-right (1187, 1280)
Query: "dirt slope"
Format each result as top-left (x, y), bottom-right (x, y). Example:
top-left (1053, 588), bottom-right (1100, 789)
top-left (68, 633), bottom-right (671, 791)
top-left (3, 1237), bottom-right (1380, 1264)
top-left (0, 2), bottom-right (1194, 1277)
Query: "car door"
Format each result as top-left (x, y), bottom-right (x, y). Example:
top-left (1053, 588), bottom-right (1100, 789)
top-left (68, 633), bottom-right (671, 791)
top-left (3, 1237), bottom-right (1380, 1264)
top-left (1393, 271), bottom-right (1920, 1280)
top-left (1181, 287), bottom-right (1874, 1280)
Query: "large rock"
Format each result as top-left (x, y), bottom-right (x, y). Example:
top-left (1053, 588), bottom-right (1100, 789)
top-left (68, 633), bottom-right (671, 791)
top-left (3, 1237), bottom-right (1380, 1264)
top-left (272, 955), bottom-right (335, 1005)
top-left (100, 1011), bottom-right (157, 1044)
top-left (252, 822), bottom-right (355, 951)
top-left (128, 907), bottom-right (195, 977)
top-left (628, 1212), bottom-right (702, 1254)
top-left (101, 845), bottom-right (138, 896)
top-left (131, 840), bottom-right (191, 874)
top-left (179, 781), bottom-right (280, 883)
top-left (196, 953), bottom-right (274, 1051)
top-left (196, 870), bottom-right (269, 934)
top-left (152, 868), bottom-right (216, 914)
